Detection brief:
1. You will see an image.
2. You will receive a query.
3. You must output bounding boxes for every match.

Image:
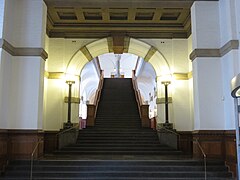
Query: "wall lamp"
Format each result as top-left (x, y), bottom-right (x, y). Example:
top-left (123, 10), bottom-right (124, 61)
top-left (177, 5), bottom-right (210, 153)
top-left (231, 73), bottom-right (240, 180)
top-left (161, 81), bottom-right (171, 124)
top-left (64, 80), bottom-right (75, 128)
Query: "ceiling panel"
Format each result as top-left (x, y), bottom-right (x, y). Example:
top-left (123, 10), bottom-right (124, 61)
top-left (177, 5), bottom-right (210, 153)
top-left (44, 0), bottom-right (218, 38)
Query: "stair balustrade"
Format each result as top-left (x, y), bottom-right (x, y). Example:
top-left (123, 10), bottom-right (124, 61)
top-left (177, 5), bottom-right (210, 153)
top-left (157, 126), bottom-right (180, 150)
top-left (195, 139), bottom-right (207, 180)
top-left (30, 138), bottom-right (43, 180)
top-left (132, 70), bottom-right (150, 127)
top-left (56, 123), bottom-right (79, 150)
top-left (86, 70), bottom-right (104, 126)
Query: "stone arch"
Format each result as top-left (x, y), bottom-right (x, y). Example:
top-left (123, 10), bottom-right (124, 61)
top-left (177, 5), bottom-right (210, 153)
top-left (65, 37), bottom-right (171, 77)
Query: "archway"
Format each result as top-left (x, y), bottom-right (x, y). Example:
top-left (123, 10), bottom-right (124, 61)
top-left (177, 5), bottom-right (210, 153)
top-left (65, 37), bottom-right (171, 77)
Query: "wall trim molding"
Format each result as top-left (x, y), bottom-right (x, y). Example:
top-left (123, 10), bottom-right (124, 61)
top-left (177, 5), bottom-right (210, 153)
top-left (144, 46), bottom-right (157, 62)
top-left (190, 40), bottom-right (239, 61)
top-left (156, 97), bottom-right (172, 104)
top-left (44, 71), bottom-right (80, 79)
top-left (0, 39), bottom-right (48, 60)
top-left (64, 97), bottom-right (80, 104)
top-left (80, 46), bottom-right (93, 61)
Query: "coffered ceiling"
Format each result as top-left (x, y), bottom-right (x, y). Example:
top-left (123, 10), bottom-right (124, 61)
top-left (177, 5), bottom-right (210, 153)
top-left (44, 0), bottom-right (217, 39)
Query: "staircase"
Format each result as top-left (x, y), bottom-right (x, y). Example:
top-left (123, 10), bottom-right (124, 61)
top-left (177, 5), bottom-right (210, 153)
top-left (55, 78), bottom-right (181, 156)
top-left (0, 78), bottom-right (234, 179)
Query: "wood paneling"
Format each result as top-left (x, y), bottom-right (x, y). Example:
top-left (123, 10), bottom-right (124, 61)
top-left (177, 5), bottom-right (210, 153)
top-left (44, 131), bottom-right (58, 154)
top-left (178, 131), bottom-right (192, 155)
top-left (192, 130), bottom-right (236, 176)
top-left (0, 130), bottom-right (8, 173)
top-left (8, 130), bottom-right (44, 159)
top-left (0, 129), bottom-right (44, 173)
top-left (224, 130), bottom-right (237, 177)
top-left (87, 104), bottom-right (96, 126)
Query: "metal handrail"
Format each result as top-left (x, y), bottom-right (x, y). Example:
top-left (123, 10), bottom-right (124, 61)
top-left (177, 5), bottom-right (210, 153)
top-left (195, 139), bottom-right (207, 180)
top-left (30, 138), bottom-right (43, 180)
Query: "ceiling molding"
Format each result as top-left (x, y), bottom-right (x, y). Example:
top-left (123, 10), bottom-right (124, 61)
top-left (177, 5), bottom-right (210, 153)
top-left (190, 40), bottom-right (239, 61)
top-left (44, 1), bottom-right (196, 39)
top-left (44, 0), bottom-right (218, 8)
top-left (107, 37), bottom-right (114, 53)
top-left (123, 36), bottom-right (130, 53)
top-left (0, 39), bottom-right (48, 60)
top-left (112, 34), bottom-right (125, 54)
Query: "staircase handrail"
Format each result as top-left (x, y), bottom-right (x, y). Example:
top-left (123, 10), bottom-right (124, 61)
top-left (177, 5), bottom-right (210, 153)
top-left (195, 139), bottom-right (207, 180)
top-left (132, 70), bottom-right (143, 117)
top-left (93, 70), bottom-right (104, 118)
top-left (30, 138), bottom-right (43, 180)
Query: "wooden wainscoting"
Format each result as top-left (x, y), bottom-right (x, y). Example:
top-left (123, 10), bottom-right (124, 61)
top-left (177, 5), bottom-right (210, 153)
top-left (224, 130), bottom-right (237, 177)
top-left (0, 129), bottom-right (44, 173)
top-left (0, 130), bottom-right (8, 173)
top-left (44, 131), bottom-right (59, 153)
top-left (178, 131), bottom-right (193, 155)
top-left (8, 130), bottom-right (44, 159)
top-left (192, 130), bottom-right (236, 176)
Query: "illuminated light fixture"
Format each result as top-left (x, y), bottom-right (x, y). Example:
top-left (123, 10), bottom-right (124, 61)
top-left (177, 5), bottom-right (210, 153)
top-left (231, 73), bottom-right (240, 180)
top-left (64, 80), bottom-right (75, 129)
top-left (231, 74), bottom-right (240, 98)
top-left (161, 81), bottom-right (171, 124)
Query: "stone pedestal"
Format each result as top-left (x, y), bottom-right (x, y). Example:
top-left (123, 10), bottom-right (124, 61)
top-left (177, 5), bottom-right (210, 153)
top-left (63, 122), bottom-right (73, 129)
top-left (157, 123), bottom-right (178, 149)
top-left (159, 123), bottom-right (173, 129)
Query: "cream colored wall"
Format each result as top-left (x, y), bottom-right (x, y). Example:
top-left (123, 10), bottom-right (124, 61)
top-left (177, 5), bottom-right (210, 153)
top-left (44, 38), bottom-right (96, 130)
top-left (44, 37), bottom-right (193, 131)
top-left (141, 39), bottom-right (193, 131)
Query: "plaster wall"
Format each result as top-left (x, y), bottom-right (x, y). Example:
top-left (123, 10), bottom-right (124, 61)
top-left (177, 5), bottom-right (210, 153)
top-left (47, 38), bottom-right (96, 72)
top-left (0, 0), bottom-right (46, 130)
top-left (3, 0), bottom-right (47, 47)
top-left (142, 39), bottom-right (192, 131)
top-left (0, 52), bottom-right (44, 129)
top-left (219, 0), bottom-right (238, 45)
top-left (191, 1), bottom-right (221, 49)
top-left (193, 57), bottom-right (225, 129)
top-left (0, 0), bottom-right (5, 38)
top-left (0, 49), bottom-right (11, 128)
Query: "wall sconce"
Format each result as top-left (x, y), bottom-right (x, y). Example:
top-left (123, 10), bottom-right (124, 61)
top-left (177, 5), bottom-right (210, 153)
top-left (231, 74), bottom-right (240, 179)
top-left (64, 80), bottom-right (75, 129)
top-left (161, 81), bottom-right (171, 124)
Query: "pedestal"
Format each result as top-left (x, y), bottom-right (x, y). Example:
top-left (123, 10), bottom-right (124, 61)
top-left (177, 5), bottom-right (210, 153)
top-left (159, 123), bottom-right (173, 129)
top-left (63, 122), bottom-right (73, 129)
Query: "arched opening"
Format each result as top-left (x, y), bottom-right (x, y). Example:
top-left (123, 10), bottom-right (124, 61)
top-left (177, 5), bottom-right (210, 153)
top-left (77, 56), bottom-right (160, 130)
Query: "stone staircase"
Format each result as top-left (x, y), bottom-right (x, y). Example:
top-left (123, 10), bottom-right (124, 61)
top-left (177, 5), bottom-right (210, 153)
top-left (1, 159), bottom-right (234, 180)
top-left (0, 78), bottom-right (234, 179)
